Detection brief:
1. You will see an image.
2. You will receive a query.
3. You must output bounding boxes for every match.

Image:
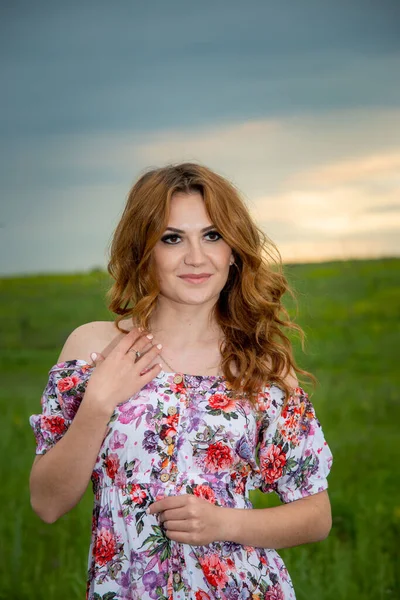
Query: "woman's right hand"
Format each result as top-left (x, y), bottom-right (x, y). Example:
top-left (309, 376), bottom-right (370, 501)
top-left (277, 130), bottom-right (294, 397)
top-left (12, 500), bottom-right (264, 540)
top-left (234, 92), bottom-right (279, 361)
top-left (83, 327), bottom-right (163, 416)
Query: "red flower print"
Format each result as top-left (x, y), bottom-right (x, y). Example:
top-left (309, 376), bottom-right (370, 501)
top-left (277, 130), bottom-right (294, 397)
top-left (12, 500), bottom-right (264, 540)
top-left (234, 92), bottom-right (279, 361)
top-left (160, 424), bottom-right (177, 440)
top-left (208, 394), bottom-right (236, 412)
top-left (260, 445), bottom-right (287, 484)
top-left (195, 591), bottom-right (211, 600)
top-left (193, 484), bottom-right (216, 504)
top-left (57, 375), bottom-right (81, 392)
top-left (171, 380), bottom-right (185, 395)
top-left (226, 557), bottom-right (235, 569)
top-left (104, 453), bottom-right (120, 480)
top-left (165, 413), bottom-right (179, 428)
top-left (284, 415), bottom-right (298, 431)
top-left (204, 442), bottom-right (233, 473)
top-left (200, 553), bottom-right (228, 588)
top-left (130, 484), bottom-right (147, 505)
top-left (41, 415), bottom-right (67, 436)
top-left (265, 584), bottom-right (285, 600)
top-left (94, 527), bottom-right (116, 566)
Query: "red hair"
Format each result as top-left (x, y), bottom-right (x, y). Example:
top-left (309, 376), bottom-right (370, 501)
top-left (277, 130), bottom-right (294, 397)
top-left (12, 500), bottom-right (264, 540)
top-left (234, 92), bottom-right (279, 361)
top-left (106, 162), bottom-right (316, 403)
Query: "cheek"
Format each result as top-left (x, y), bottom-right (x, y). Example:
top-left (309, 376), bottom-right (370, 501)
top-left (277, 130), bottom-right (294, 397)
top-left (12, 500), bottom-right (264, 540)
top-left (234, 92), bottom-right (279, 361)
top-left (152, 247), bottom-right (177, 278)
top-left (213, 244), bottom-right (232, 267)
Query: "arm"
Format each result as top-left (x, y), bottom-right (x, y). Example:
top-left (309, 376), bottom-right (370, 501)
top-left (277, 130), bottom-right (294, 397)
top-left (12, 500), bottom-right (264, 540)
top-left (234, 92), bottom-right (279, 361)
top-left (29, 323), bottom-right (113, 524)
top-left (219, 489), bottom-right (332, 549)
top-left (30, 323), bottom-right (163, 524)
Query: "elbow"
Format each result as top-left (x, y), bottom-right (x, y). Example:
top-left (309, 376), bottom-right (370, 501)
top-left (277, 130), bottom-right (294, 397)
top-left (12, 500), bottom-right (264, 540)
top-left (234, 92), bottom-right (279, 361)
top-left (314, 511), bottom-right (332, 543)
top-left (30, 495), bottom-right (60, 524)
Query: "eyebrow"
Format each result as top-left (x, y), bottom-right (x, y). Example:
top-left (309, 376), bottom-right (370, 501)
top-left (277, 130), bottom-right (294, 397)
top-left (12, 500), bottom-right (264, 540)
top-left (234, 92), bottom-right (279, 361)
top-left (164, 225), bottom-right (216, 234)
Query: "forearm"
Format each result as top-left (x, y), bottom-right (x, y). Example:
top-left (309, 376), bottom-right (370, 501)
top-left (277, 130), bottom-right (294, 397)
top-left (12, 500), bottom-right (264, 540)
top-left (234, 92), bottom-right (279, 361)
top-left (218, 492), bottom-right (332, 550)
top-left (30, 394), bottom-right (111, 523)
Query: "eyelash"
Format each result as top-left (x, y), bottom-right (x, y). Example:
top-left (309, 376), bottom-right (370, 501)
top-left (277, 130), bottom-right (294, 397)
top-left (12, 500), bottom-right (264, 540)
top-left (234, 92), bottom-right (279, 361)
top-left (161, 231), bottom-right (222, 244)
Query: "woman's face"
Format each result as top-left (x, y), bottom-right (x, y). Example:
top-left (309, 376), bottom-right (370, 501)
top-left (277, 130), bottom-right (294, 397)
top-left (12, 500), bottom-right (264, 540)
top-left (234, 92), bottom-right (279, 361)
top-left (152, 191), bottom-right (234, 307)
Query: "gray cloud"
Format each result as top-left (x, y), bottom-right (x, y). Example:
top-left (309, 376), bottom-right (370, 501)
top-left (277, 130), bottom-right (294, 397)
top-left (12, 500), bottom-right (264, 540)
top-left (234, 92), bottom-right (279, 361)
top-left (1, 0), bottom-right (400, 138)
top-left (1, 0), bottom-right (400, 275)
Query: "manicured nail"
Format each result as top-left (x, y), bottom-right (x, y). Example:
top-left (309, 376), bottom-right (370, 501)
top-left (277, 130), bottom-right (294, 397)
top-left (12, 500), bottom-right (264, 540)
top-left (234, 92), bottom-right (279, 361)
top-left (146, 334), bottom-right (153, 340)
top-left (90, 352), bottom-right (97, 362)
top-left (146, 507), bottom-right (151, 514)
top-left (156, 344), bottom-right (162, 349)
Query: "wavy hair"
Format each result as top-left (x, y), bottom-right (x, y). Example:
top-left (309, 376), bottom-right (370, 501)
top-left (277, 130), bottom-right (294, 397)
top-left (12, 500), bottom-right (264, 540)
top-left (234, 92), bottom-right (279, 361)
top-left (106, 162), bottom-right (316, 404)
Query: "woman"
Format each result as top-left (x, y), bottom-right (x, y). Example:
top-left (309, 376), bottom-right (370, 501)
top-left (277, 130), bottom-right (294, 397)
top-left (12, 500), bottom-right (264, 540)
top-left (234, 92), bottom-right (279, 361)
top-left (29, 162), bottom-right (333, 600)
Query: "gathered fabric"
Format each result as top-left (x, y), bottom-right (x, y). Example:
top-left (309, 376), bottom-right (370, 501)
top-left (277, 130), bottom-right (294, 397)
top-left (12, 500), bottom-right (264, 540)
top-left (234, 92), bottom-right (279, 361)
top-left (30, 359), bottom-right (332, 600)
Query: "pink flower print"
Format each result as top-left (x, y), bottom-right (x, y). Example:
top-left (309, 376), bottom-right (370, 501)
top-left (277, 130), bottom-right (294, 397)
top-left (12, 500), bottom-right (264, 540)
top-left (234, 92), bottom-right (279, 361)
top-left (110, 430), bottom-right (128, 451)
top-left (118, 403), bottom-right (146, 425)
top-left (265, 584), bottom-right (285, 600)
top-left (114, 469), bottom-right (127, 487)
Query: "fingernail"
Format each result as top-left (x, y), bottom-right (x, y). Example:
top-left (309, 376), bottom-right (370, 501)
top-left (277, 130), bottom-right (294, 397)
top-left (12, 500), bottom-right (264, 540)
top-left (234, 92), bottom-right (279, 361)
top-left (156, 344), bottom-right (162, 349)
top-left (146, 507), bottom-right (150, 514)
top-left (90, 352), bottom-right (97, 362)
top-left (146, 334), bottom-right (153, 340)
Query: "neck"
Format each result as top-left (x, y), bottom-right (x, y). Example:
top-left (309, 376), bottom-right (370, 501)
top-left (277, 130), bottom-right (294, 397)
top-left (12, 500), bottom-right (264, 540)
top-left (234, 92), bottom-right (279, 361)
top-left (148, 296), bottom-right (222, 348)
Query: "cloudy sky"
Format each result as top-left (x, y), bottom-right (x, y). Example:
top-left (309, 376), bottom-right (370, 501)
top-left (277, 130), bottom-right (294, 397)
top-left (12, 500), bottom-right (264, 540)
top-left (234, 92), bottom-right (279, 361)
top-left (1, 0), bottom-right (399, 276)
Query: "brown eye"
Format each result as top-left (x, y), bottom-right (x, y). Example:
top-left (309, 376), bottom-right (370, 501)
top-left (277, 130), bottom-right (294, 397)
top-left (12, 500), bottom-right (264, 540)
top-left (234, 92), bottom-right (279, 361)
top-left (205, 231), bottom-right (222, 241)
top-left (161, 234), bottom-right (181, 244)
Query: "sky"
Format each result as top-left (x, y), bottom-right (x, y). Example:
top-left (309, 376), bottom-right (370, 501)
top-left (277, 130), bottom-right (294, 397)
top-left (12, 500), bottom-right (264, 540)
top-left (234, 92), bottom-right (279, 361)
top-left (1, 0), bottom-right (400, 276)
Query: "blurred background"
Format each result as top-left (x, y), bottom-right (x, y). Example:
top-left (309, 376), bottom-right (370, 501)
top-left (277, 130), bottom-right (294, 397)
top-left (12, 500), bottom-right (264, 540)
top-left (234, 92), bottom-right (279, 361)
top-left (1, 1), bottom-right (399, 598)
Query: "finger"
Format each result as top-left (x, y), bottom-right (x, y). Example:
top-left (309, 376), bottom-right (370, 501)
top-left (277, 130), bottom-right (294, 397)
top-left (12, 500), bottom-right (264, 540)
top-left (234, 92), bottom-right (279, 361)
top-left (113, 327), bottom-right (144, 357)
top-left (135, 342), bottom-right (163, 369)
top-left (90, 352), bottom-right (105, 366)
top-left (159, 507), bottom-right (190, 523)
top-left (163, 531), bottom-right (191, 544)
top-left (148, 494), bottom-right (187, 514)
top-left (138, 361), bottom-right (163, 384)
top-left (126, 332), bottom-right (155, 359)
top-left (163, 519), bottom-right (190, 532)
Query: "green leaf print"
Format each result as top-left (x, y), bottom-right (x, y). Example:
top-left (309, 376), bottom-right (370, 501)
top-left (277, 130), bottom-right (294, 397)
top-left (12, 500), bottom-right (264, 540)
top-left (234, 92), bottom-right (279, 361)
top-left (139, 525), bottom-right (171, 560)
top-left (285, 457), bottom-right (297, 471)
top-left (155, 586), bottom-right (168, 600)
top-left (207, 408), bottom-right (222, 416)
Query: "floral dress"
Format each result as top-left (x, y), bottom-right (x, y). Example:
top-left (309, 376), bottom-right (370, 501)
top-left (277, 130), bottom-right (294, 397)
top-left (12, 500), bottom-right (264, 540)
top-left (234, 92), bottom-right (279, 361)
top-left (29, 359), bottom-right (333, 600)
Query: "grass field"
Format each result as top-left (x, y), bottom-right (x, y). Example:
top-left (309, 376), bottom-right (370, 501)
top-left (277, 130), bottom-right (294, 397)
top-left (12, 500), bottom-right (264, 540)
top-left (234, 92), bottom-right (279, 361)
top-left (0, 257), bottom-right (399, 599)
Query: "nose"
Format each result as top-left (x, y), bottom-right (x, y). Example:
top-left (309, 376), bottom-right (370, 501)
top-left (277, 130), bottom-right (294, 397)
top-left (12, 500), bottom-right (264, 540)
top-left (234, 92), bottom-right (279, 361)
top-left (184, 238), bottom-right (206, 266)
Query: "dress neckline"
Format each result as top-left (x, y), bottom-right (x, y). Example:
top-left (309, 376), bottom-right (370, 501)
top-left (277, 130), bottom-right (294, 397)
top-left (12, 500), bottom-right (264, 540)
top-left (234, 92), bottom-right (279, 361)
top-left (49, 358), bottom-right (226, 381)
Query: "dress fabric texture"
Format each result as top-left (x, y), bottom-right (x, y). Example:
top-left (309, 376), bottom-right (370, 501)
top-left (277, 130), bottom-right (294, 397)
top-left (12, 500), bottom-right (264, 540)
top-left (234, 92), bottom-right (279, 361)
top-left (29, 359), bottom-right (333, 600)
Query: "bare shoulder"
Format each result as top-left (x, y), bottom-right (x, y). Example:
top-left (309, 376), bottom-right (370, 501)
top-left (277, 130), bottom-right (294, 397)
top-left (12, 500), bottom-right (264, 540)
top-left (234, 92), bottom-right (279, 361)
top-left (56, 318), bottom-right (132, 364)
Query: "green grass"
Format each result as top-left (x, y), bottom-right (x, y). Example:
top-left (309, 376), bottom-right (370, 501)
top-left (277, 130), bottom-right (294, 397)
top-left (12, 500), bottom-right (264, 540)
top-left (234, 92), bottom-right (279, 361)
top-left (0, 258), bottom-right (399, 599)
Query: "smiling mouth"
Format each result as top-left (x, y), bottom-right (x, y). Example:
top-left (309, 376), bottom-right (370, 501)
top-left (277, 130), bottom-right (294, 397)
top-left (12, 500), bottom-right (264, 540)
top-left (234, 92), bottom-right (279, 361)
top-left (178, 274), bottom-right (212, 284)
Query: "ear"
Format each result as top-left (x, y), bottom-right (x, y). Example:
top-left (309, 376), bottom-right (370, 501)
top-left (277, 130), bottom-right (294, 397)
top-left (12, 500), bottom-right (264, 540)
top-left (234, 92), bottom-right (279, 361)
top-left (229, 253), bottom-right (235, 266)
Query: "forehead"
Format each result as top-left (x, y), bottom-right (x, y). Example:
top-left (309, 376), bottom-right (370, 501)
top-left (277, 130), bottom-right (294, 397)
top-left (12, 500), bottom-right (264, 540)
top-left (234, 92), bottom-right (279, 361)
top-left (167, 191), bottom-right (212, 225)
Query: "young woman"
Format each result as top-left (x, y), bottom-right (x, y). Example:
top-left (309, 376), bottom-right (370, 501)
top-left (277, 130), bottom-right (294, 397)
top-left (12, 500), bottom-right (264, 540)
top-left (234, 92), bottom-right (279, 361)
top-left (29, 162), bottom-right (333, 600)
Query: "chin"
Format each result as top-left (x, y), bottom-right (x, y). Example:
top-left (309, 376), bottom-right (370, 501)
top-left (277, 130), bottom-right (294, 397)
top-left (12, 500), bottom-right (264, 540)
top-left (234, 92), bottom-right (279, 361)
top-left (161, 289), bottom-right (220, 306)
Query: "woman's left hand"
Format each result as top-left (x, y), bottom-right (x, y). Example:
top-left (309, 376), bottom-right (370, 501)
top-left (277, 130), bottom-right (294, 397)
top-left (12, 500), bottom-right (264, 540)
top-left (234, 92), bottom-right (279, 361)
top-left (147, 494), bottom-right (226, 545)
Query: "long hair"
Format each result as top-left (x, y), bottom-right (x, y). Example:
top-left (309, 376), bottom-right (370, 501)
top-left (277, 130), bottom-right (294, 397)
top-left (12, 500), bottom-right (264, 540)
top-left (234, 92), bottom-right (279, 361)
top-left (106, 162), bottom-right (316, 403)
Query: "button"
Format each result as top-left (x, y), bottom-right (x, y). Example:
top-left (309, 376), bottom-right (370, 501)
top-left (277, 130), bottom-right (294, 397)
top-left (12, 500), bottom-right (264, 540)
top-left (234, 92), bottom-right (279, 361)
top-left (168, 406), bottom-right (177, 415)
top-left (164, 436), bottom-right (173, 445)
top-left (173, 375), bottom-right (183, 384)
top-left (173, 572), bottom-right (181, 584)
top-left (160, 473), bottom-right (170, 482)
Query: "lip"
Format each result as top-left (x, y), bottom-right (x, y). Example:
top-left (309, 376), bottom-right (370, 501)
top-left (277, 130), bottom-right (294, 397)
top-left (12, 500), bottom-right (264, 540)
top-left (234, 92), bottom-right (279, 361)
top-left (178, 274), bottom-right (212, 283)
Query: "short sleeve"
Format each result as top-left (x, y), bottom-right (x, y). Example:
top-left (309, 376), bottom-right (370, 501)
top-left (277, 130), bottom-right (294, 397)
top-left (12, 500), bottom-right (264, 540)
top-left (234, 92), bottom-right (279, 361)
top-left (29, 359), bottom-right (94, 455)
top-left (256, 384), bottom-right (333, 503)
